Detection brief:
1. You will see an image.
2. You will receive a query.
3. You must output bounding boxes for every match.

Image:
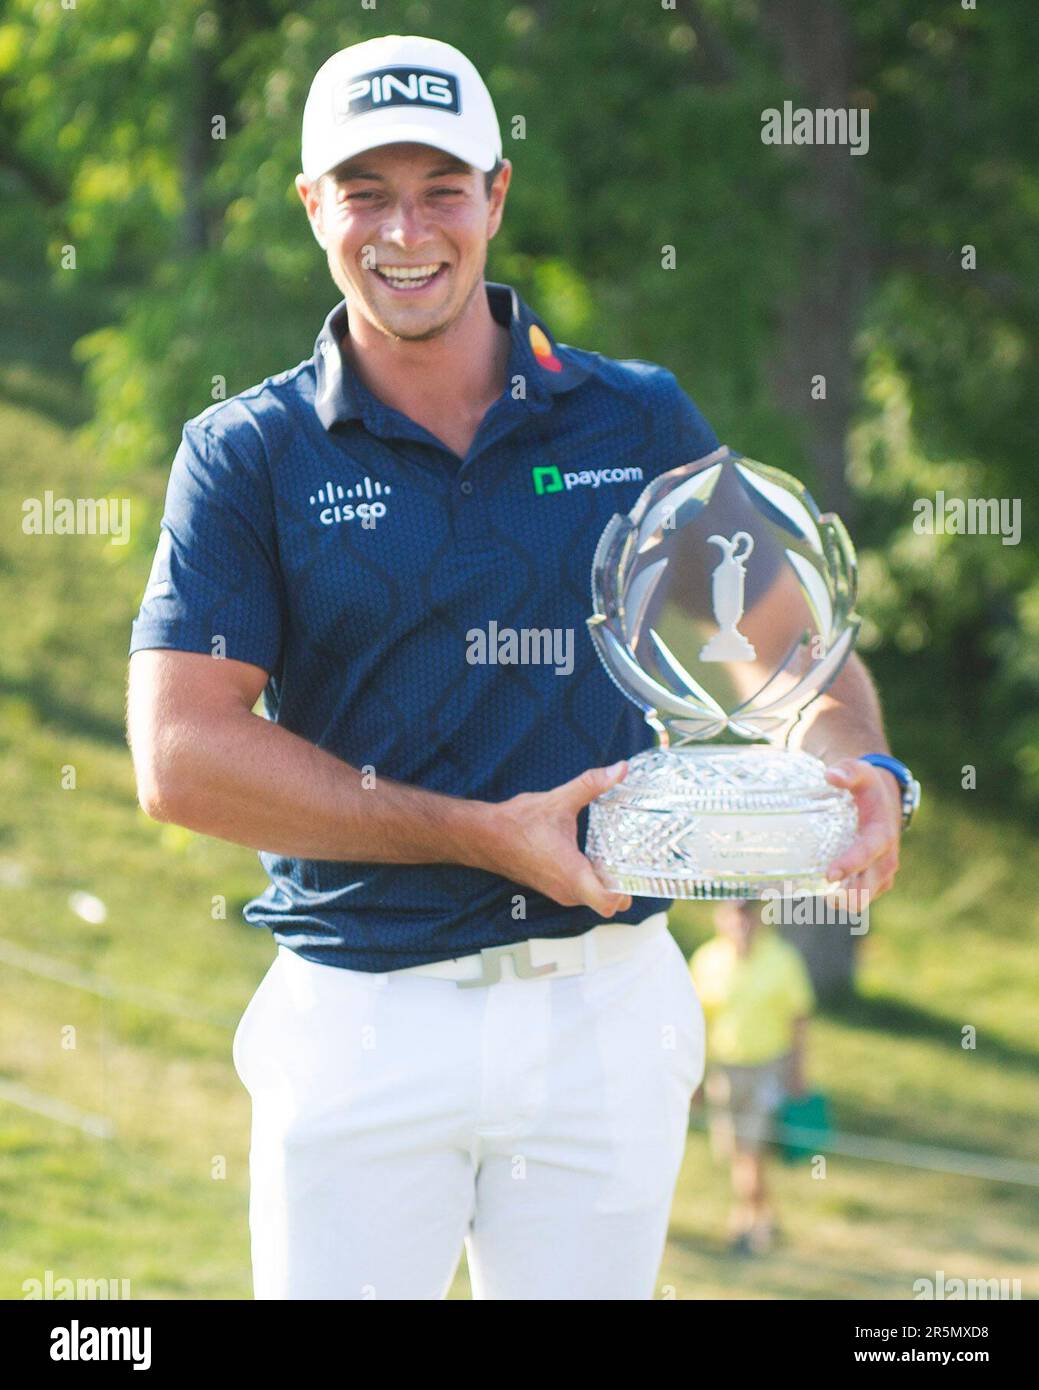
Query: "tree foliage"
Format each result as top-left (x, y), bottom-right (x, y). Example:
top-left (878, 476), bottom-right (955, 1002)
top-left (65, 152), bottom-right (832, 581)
top-left (2, 0), bottom-right (1036, 800)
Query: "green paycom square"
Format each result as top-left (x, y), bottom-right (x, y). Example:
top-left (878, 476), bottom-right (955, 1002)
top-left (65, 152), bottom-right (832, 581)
top-left (532, 465), bottom-right (563, 495)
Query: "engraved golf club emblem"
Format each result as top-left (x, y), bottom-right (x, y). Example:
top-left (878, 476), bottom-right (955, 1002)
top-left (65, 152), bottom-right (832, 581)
top-left (700, 530), bottom-right (756, 662)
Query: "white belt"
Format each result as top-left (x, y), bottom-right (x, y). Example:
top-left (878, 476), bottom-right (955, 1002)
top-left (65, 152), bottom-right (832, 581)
top-left (392, 912), bottom-right (669, 989)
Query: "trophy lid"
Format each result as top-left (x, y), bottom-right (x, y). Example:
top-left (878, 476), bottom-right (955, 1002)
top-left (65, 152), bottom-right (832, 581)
top-left (587, 446), bottom-right (860, 744)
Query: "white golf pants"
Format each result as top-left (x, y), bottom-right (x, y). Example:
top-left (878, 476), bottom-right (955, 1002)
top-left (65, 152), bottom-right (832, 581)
top-left (232, 915), bottom-right (705, 1300)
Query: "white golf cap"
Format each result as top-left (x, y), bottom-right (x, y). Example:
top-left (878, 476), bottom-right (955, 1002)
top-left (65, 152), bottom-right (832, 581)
top-left (301, 34), bottom-right (502, 181)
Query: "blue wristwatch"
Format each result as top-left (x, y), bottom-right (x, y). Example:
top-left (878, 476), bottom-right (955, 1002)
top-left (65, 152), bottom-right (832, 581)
top-left (858, 754), bottom-right (921, 829)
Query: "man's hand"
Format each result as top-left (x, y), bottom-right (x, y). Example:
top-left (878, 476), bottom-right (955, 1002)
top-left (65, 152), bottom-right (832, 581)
top-left (477, 762), bottom-right (633, 920)
top-left (823, 757), bottom-right (902, 902)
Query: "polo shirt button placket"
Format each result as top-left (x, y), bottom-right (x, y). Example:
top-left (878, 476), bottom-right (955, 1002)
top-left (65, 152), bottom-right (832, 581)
top-left (453, 471), bottom-right (486, 544)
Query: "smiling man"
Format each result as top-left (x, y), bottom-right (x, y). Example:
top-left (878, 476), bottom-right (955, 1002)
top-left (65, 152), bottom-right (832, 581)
top-left (300, 140), bottom-right (512, 462)
top-left (126, 33), bottom-right (913, 1301)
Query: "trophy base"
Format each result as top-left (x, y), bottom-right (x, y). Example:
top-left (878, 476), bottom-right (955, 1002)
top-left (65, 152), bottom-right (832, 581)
top-left (586, 745), bottom-right (858, 900)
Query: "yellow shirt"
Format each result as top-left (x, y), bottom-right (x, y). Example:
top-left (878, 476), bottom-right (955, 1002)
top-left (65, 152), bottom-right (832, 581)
top-left (690, 928), bottom-right (815, 1066)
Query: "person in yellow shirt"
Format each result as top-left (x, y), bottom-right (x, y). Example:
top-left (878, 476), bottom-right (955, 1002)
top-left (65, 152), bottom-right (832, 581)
top-left (690, 898), bottom-right (815, 1255)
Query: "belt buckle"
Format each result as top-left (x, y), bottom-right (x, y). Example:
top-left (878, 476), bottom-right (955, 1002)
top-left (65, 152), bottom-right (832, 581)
top-left (456, 940), bottom-right (558, 989)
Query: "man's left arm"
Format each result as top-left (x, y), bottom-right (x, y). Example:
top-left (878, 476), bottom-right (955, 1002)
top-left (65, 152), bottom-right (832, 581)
top-left (789, 652), bottom-right (903, 901)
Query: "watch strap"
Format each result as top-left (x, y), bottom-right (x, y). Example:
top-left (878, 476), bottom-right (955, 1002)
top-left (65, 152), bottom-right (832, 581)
top-left (858, 754), bottom-right (920, 829)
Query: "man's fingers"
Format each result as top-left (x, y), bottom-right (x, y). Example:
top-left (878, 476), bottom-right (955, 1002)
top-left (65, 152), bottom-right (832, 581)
top-left (827, 821), bottom-right (890, 881)
top-left (554, 760), bottom-right (628, 812)
top-left (825, 758), bottom-right (901, 883)
top-left (831, 844), bottom-right (897, 899)
top-left (858, 847), bottom-right (900, 902)
top-left (824, 758), bottom-right (868, 789)
top-left (829, 759), bottom-right (903, 823)
top-left (580, 878), bottom-right (632, 919)
top-left (570, 857), bottom-right (631, 918)
top-left (871, 847), bottom-right (899, 884)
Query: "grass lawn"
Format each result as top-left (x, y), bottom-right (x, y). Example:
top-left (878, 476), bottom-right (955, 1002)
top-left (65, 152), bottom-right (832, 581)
top-left (1, 283), bottom-right (1036, 1300)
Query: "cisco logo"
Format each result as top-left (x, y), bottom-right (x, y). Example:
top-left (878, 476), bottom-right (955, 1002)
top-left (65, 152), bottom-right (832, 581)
top-left (309, 477), bottom-right (391, 526)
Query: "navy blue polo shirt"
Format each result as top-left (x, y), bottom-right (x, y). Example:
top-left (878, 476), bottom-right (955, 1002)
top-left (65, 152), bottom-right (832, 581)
top-left (129, 282), bottom-right (720, 970)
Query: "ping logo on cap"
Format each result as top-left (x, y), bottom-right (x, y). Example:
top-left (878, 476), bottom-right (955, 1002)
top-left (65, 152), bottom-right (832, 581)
top-left (334, 67), bottom-right (461, 123)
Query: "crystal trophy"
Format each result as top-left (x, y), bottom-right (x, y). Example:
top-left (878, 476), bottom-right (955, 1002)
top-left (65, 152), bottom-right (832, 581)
top-left (585, 445), bottom-right (860, 899)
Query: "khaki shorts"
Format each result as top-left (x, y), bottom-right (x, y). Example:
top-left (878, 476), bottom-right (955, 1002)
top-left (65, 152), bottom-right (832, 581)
top-left (704, 1055), bottom-right (791, 1156)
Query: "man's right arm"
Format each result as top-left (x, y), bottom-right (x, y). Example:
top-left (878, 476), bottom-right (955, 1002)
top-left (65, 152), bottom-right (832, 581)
top-left (127, 648), bottom-right (630, 918)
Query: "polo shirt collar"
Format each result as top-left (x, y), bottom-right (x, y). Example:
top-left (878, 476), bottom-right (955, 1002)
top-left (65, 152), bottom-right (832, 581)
top-left (313, 281), bottom-right (590, 433)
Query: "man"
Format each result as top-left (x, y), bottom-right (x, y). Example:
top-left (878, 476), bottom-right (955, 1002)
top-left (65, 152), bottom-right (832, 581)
top-left (691, 900), bottom-right (815, 1256)
top-left (127, 33), bottom-right (912, 1300)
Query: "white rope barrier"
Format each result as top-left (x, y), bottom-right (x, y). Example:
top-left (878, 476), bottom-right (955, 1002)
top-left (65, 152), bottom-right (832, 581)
top-left (0, 1077), bottom-right (113, 1138)
top-left (3, 938), bottom-right (1037, 1187)
top-left (0, 937), bottom-right (239, 1028)
top-left (687, 1113), bottom-right (1039, 1188)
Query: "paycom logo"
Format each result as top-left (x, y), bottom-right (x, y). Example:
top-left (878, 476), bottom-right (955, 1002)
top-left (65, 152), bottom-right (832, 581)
top-left (531, 464), bottom-right (643, 496)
